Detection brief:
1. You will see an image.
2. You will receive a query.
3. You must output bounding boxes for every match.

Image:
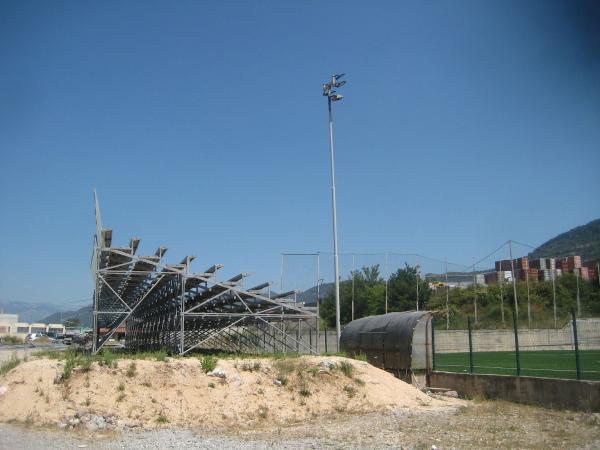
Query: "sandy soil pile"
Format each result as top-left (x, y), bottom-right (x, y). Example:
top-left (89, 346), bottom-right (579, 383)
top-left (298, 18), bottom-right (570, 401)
top-left (0, 355), bottom-right (459, 429)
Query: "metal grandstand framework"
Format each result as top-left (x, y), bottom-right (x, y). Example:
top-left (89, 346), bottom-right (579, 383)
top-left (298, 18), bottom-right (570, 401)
top-left (91, 191), bottom-right (318, 355)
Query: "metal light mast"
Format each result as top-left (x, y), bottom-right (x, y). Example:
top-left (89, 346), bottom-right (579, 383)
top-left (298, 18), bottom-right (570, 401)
top-left (323, 73), bottom-right (346, 342)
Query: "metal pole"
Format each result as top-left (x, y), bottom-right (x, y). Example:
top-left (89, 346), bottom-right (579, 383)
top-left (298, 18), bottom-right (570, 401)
top-left (416, 255), bottom-right (419, 311)
top-left (472, 257), bottom-right (478, 323)
top-left (327, 91), bottom-right (341, 343)
top-left (576, 268), bottom-right (581, 317)
top-left (509, 240), bottom-right (519, 319)
top-left (513, 308), bottom-right (521, 376)
top-left (180, 273), bottom-right (185, 354)
top-left (445, 257), bottom-right (449, 330)
top-left (467, 316), bottom-right (474, 374)
top-left (385, 253), bottom-right (389, 313)
top-left (552, 264), bottom-right (558, 328)
top-left (280, 254), bottom-right (285, 294)
top-left (431, 316), bottom-right (436, 372)
top-left (571, 307), bottom-right (581, 380)
top-left (526, 268), bottom-right (531, 328)
top-left (499, 272), bottom-right (505, 327)
top-left (351, 253), bottom-right (355, 321)
top-left (316, 255), bottom-right (320, 354)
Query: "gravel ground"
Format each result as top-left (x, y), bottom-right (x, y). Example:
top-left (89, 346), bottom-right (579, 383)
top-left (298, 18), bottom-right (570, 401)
top-left (0, 345), bottom-right (67, 363)
top-left (1, 401), bottom-right (599, 450)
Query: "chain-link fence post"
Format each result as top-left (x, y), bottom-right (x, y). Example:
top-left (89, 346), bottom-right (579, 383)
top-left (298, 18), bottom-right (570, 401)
top-left (431, 316), bottom-right (436, 372)
top-left (467, 316), bottom-right (474, 374)
top-left (513, 308), bottom-right (521, 376)
top-left (571, 307), bottom-right (581, 380)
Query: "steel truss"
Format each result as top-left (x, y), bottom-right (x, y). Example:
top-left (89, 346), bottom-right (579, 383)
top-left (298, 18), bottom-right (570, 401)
top-left (91, 192), bottom-right (318, 355)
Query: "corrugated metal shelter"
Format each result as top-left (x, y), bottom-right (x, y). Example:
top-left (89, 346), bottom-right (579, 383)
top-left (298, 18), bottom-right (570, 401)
top-left (340, 311), bottom-right (433, 376)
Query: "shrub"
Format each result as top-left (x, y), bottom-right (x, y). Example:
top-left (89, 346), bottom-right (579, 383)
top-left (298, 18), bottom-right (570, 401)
top-left (80, 357), bottom-right (92, 372)
top-left (0, 335), bottom-right (23, 345)
top-left (339, 361), bottom-right (354, 378)
top-left (299, 387), bottom-right (311, 397)
top-left (343, 385), bottom-right (357, 398)
top-left (257, 405), bottom-right (268, 419)
top-left (240, 361), bottom-right (262, 372)
top-left (62, 353), bottom-right (78, 381)
top-left (200, 355), bottom-right (218, 373)
top-left (156, 413), bottom-right (169, 424)
top-left (117, 382), bottom-right (125, 392)
top-left (352, 352), bottom-right (368, 362)
top-left (0, 353), bottom-right (21, 376)
top-left (126, 362), bottom-right (137, 378)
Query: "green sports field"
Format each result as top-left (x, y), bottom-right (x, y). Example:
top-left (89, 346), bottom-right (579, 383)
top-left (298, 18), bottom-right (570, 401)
top-left (434, 350), bottom-right (600, 381)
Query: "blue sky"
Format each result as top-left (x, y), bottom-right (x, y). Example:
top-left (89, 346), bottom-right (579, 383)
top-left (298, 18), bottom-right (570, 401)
top-left (1, 1), bottom-right (599, 306)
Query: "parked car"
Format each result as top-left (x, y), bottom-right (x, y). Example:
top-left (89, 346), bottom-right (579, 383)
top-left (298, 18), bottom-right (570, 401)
top-left (25, 333), bottom-right (42, 343)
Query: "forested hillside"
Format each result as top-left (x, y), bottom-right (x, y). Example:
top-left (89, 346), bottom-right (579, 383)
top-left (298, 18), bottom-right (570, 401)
top-left (529, 218), bottom-right (600, 261)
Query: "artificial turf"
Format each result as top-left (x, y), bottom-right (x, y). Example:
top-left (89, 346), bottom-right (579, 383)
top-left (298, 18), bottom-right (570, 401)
top-left (434, 350), bottom-right (600, 381)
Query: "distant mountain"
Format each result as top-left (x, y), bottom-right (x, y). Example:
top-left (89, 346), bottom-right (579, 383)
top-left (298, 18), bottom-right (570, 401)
top-left (0, 300), bottom-right (61, 323)
top-left (529, 218), bottom-right (600, 261)
top-left (295, 282), bottom-right (334, 306)
top-left (39, 305), bottom-right (93, 328)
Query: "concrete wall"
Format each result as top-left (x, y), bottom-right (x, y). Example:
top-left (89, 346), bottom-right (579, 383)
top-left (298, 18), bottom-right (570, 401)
top-left (430, 371), bottom-right (600, 411)
top-left (294, 330), bottom-right (340, 353)
top-left (435, 319), bottom-right (600, 353)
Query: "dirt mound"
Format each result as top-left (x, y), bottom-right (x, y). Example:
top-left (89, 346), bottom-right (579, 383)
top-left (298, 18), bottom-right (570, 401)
top-left (0, 355), bottom-right (459, 430)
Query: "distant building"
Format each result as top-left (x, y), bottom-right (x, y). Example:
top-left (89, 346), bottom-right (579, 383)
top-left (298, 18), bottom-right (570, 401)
top-left (0, 313), bottom-right (65, 335)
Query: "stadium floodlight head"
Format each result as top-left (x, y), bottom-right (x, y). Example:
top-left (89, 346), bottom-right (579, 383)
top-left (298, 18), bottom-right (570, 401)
top-left (323, 73), bottom-right (347, 100)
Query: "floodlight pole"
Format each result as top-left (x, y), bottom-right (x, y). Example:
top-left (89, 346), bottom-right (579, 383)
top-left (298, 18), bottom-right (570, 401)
top-left (323, 74), bottom-right (345, 343)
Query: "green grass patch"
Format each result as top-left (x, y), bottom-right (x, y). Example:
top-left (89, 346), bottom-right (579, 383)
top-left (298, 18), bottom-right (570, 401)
top-left (0, 353), bottom-right (22, 376)
top-left (435, 350), bottom-right (600, 381)
top-left (338, 361), bottom-right (354, 378)
top-left (0, 335), bottom-right (24, 345)
top-left (351, 352), bottom-right (368, 362)
top-left (200, 355), bottom-right (218, 373)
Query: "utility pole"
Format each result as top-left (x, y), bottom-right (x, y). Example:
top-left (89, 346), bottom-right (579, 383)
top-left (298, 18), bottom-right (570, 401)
top-left (509, 240), bottom-right (519, 319)
top-left (322, 73), bottom-right (346, 342)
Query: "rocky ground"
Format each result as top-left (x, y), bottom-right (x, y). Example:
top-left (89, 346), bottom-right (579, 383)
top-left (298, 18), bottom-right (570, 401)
top-left (1, 401), bottom-right (599, 449)
top-left (1, 352), bottom-right (599, 449)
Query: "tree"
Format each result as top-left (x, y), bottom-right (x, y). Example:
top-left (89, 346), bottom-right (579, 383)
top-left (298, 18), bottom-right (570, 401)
top-left (387, 264), bottom-right (431, 312)
top-left (319, 264), bottom-right (428, 327)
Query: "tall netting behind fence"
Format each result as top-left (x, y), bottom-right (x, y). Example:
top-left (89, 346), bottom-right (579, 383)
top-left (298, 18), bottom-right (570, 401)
top-left (281, 242), bottom-right (600, 364)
